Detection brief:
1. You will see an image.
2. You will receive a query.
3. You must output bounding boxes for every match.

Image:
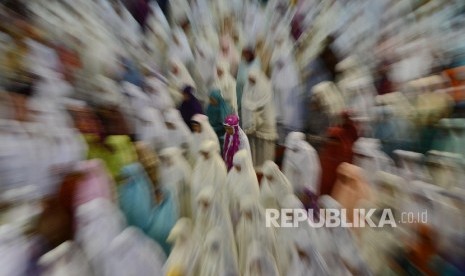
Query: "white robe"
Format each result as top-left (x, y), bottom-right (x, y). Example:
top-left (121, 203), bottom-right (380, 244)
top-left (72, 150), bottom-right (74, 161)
top-left (242, 68), bottom-right (277, 168)
top-left (213, 61), bottom-right (238, 113)
top-left (189, 114), bottom-right (220, 161)
top-left (191, 140), bottom-right (227, 210)
top-left (282, 132), bottom-right (321, 195)
top-left (159, 147), bottom-right (192, 218)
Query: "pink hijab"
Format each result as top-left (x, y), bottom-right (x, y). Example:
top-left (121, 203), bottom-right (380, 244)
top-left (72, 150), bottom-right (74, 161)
top-left (223, 114), bottom-right (241, 170)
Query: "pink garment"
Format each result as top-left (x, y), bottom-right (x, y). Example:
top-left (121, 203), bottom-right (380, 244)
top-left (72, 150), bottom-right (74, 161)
top-left (223, 114), bottom-right (240, 171)
top-left (331, 163), bottom-right (372, 223)
top-left (74, 159), bottom-right (114, 208)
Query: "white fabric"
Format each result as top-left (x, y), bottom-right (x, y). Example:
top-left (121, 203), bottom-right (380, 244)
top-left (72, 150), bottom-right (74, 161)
top-left (197, 227), bottom-right (239, 276)
top-left (191, 140), bottom-right (227, 210)
top-left (168, 27), bottom-right (194, 65)
top-left (244, 241), bottom-right (280, 276)
top-left (160, 109), bottom-right (192, 151)
top-left (164, 218), bottom-right (200, 276)
top-left (241, 68), bottom-right (277, 140)
top-left (227, 150), bottom-right (260, 225)
top-left (75, 198), bottom-right (126, 275)
top-left (353, 138), bottom-right (396, 186)
top-left (190, 114), bottom-right (220, 159)
top-left (159, 147), bottom-right (192, 218)
top-left (260, 160), bottom-right (293, 209)
top-left (282, 132), bottom-right (321, 194)
top-left (235, 196), bottom-right (279, 275)
top-left (224, 126), bottom-right (252, 159)
top-left (217, 35), bottom-right (240, 77)
top-left (38, 241), bottom-right (93, 276)
top-left (145, 77), bottom-right (174, 111)
top-left (101, 227), bottom-right (166, 276)
top-left (194, 39), bottom-right (217, 89)
top-left (168, 58), bottom-right (196, 105)
top-left (213, 61), bottom-right (238, 113)
top-left (0, 225), bottom-right (30, 276)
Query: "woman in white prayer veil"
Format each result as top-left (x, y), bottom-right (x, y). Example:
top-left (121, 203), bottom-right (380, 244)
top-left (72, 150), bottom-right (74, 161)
top-left (242, 68), bottom-right (277, 169)
top-left (38, 241), bottom-right (93, 276)
top-left (286, 227), bottom-right (331, 276)
top-left (226, 150), bottom-right (260, 224)
top-left (193, 186), bottom-right (236, 260)
top-left (191, 140), bottom-right (227, 207)
top-left (271, 55), bottom-right (303, 144)
top-left (160, 109), bottom-right (192, 151)
top-left (144, 15), bottom-right (170, 68)
top-left (168, 26), bottom-right (194, 65)
top-left (217, 35), bottom-right (240, 77)
top-left (159, 147), bottom-right (192, 218)
top-left (259, 160), bottom-right (293, 209)
top-left (193, 39), bottom-right (217, 96)
top-left (236, 196), bottom-right (280, 275)
top-left (164, 218), bottom-right (200, 276)
top-left (282, 132), bottom-right (321, 196)
top-left (213, 61), bottom-right (238, 113)
top-left (244, 241), bottom-right (280, 276)
top-left (75, 198), bottom-right (125, 275)
top-left (101, 227), bottom-right (166, 276)
top-left (190, 114), bottom-right (220, 160)
top-left (168, 58), bottom-right (196, 105)
top-left (145, 77), bottom-right (174, 111)
top-left (197, 227), bottom-right (239, 276)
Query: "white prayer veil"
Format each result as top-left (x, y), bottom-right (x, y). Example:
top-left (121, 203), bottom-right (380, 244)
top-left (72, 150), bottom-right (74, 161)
top-left (191, 140), bottom-right (227, 210)
top-left (282, 132), bottom-right (321, 194)
top-left (197, 227), bottom-right (239, 276)
top-left (244, 240), bottom-right (280, 276)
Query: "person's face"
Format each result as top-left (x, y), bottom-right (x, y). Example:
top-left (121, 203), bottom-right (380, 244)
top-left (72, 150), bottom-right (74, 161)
top-left (265, 174), bottom-right (273, 183)
top-left (165, 122), bottom-right (176, 130)
top-left (182, 92), bottom-right (190, 101)
top-left (234, 164), bottom-right (241, 172)
top-left (225, 126), bottom-right (234, 135)
top-left (191, 122), bottom-right (201, 133)
top-left (248, 75), bottom-right (256, 85)
top-left (217, 67), bottom-right (224, 77)
top-left (155, 190), bottom-right (164, 204)
top-left (200, 199), bottom-right (210, 211)
top-left (161, 156), bottom-right (173, 167)
top-left (209, 96), bottom-right (218, 106)
top-left (242, 50), bottom-right (253, 63)
top-left (171, 65), bottom-right (179, 75)
top-left (201, 151), bottom-right (210, 160)
top-left (244, 209), bottom-right (253, 220)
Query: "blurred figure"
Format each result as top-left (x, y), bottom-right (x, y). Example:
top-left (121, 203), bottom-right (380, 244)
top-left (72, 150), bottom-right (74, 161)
top-left (241, 68), bottom-right (277, 169)
top-left (244, 241), bottom-right (280, 276)
top-left (223, 114), bottom-right (251, 170)
top-left (259, 160), bottom-right (293, 210)
top-left (189, 114), bottom-right (220, 160)
top-left (213, 61), bottom-right (238, 113)
top-left (206, 89), bottom-right (233, 145)
top-left (282, 132), bottom-right (321, 197)
top-left (159, 147), bottom-right (192, 218)
top-left (160, 108), bottom-right (192, 151)
top-left (178, 86), bottom-right (203, 129)
top-left (236, 46), bottom-right (261, 117)
top-left (191, 140), bottom-right (227, 210)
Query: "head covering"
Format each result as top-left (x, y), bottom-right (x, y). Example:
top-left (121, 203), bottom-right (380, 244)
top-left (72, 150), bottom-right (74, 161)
top-left (206, 89), bottom-right (233, 138)
top-left (213, 60), bottom-right (238, 112)
top-left (198, 227), bottom-right (239, 276)
top-left (260, 160), bottom-right (293, 205)
top-left (164, 218), bottom-right (199, 276)
top-left (241, 68), bottom-right (277, 139)
top-left (192, 140), bottom-right (227, 209)
top-left (190, 114), bottom-right (220, 158)
top-left (135, 141), bottom-right (160, 188)
top-left (283, 132), bottom-right (321, 194)
top-left (244, 241), bottom-right (280, 276)
top-left (159, 147), bottom-right (192, 218)
top-left (179, 86), bottom-right (203, 127)
top-left (223, 114), bottom-right (241, 170)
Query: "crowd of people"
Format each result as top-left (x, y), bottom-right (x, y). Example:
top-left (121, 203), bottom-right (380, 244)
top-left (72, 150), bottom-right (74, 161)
top-left (1, 0), bottom-right (465, 275)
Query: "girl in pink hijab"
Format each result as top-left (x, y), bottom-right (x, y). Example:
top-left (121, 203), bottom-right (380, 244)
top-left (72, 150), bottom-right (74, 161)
top-left (223, 114), bottom-right (251, 171)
